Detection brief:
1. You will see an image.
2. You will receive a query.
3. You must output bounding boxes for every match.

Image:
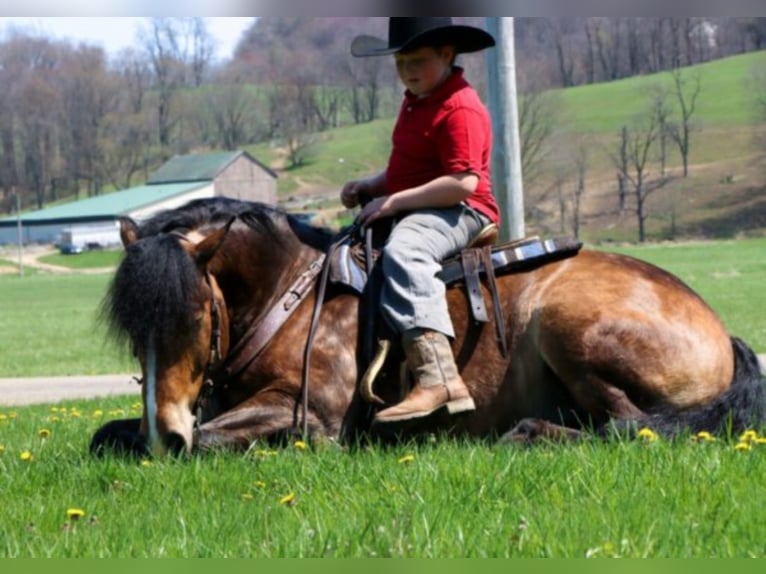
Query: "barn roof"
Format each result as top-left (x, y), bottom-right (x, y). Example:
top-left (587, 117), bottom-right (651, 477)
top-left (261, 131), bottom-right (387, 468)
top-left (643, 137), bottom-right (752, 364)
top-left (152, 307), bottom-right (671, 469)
top-left (147, 150), bottom-right (277, 184)
top-left (0, 182), bottom-right (208, 226)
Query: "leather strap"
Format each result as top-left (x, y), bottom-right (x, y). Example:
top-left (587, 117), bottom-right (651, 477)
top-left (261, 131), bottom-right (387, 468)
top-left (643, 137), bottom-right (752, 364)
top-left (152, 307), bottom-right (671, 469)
top-left (481, 245), bottom-right (508, 358)
top-left (461, 249), bottom-right (489, 323)
top-left (221, 256), bottom-right (325, 379)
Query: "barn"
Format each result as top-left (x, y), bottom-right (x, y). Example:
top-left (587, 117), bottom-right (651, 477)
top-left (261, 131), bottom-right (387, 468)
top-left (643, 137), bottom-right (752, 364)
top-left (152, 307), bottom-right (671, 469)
top-left (0, 150), bottom-right (277, 246)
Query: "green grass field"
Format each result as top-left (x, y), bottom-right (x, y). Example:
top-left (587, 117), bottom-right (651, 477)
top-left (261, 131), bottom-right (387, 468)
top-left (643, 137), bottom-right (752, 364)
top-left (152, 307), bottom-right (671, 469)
top-left (1, 238), bottom-right (764, 378)
top-left (1, 396), bottom-right (765, 557)
top-left (2, 239), bottom-right (766, 557)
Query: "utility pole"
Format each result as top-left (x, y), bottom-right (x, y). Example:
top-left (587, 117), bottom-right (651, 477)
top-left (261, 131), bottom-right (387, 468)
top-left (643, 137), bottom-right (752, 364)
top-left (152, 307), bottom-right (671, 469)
top-left (485, 17), bottom-right (525, 241)
top-left (15, 190), bottom-right (24, 277)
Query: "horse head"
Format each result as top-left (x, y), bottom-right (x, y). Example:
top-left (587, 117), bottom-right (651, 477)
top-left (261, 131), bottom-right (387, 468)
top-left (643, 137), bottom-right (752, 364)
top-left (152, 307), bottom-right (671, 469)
top-left (105, 216), bottom-right (233, 455)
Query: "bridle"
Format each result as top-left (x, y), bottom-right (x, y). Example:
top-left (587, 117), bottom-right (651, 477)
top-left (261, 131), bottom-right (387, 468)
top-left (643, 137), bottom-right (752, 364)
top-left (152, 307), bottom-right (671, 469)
top-left (167, 223), bottom-right (358, 441)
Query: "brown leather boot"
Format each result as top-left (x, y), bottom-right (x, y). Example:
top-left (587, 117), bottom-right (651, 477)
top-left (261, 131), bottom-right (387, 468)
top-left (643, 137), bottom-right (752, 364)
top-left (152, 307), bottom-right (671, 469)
top-left (374, 328), bottom-right (475, 423)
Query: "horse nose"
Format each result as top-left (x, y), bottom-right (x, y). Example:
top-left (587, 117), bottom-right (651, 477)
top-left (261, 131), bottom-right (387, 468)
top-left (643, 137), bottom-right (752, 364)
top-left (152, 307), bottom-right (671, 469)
top-left (161, 431), bottom-right (190, 455)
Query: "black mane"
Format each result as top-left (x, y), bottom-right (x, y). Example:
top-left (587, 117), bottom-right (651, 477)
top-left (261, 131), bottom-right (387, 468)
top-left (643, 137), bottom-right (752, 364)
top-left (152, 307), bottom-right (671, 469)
top-left (102, 197), bottom-right (336, 355)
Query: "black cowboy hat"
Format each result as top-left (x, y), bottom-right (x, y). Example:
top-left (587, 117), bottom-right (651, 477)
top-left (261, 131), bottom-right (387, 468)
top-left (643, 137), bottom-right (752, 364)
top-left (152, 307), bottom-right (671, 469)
top-left (351, 17), bottom-right (495, 57)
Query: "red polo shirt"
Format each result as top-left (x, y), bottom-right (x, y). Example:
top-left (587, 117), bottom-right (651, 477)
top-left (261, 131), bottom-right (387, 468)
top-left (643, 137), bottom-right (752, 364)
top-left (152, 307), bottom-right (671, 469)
top-left (385, 67), bottom-right (499, 225)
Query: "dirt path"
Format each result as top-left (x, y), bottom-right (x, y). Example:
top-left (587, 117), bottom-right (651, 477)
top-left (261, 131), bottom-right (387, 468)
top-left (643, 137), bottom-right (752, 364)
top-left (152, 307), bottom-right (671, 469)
top-left (0, 375), bottom-right (140, 406)
top-left (0, 245), bottom-right (115, 275)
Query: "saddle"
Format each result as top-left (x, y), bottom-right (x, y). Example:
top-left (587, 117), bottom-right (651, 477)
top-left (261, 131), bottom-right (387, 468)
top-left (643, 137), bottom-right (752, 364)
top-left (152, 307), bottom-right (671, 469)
top-left (328, 223), bottom-right (582, 405)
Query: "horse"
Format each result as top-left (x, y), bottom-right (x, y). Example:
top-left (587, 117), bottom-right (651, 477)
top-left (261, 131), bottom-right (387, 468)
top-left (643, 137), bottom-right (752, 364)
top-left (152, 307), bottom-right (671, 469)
top-left (90, 196), bottom-right (766, 456)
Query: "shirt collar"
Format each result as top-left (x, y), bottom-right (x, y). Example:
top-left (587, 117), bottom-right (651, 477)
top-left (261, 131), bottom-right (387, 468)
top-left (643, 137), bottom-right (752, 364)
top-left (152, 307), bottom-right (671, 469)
top-left (404, 66), bottom-right (468, 105)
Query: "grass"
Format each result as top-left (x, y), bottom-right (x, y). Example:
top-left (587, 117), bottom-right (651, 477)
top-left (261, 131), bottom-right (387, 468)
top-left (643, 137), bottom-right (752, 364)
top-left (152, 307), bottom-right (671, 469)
top-left (38, 249), bottom-right (123, 270)
top-left (0, 274), bottom-right (136, 377)
top-left (1, 396), bottom-right (765, 557)
top-left (1, 238), bottom-right (764, 379)
top-left (559, 51), bottom-right (766, 133)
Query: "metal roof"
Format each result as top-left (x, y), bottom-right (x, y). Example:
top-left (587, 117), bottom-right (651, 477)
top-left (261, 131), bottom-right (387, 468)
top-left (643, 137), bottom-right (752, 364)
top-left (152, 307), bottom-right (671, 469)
top-left (147, 150), bottom-right (277, 184)
top-left (1, 182), bottom-right (208, 225)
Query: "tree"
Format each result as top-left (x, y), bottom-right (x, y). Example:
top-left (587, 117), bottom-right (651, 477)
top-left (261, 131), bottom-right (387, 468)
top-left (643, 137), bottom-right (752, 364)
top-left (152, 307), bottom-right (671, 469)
top-left (667, 67), bottom-right (702, 177)
top-left (517, 85), bottom-right (560, 186)
top-left (611, 113), bottom-right (670, 242)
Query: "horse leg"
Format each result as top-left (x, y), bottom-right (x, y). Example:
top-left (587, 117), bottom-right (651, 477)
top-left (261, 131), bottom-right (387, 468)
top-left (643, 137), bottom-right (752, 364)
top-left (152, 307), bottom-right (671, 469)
top-left (90, 418), bottom-right (148, 457)
top-left (195, 396), bottom-right (326, 451)
top-left (499, 418), bottom-right (586, 443)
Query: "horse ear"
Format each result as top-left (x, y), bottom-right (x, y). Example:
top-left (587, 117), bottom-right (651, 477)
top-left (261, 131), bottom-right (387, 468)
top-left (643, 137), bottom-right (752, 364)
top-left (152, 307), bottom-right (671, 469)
top-left (118, 217), bottom-right (139, 248)
top-left (193, 217), bottom-right (235, 266)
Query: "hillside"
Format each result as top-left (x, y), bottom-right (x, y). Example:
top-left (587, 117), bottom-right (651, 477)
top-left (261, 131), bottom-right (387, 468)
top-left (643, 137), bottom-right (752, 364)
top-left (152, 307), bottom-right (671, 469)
top-left (252, 51), bottom-right (766, 242)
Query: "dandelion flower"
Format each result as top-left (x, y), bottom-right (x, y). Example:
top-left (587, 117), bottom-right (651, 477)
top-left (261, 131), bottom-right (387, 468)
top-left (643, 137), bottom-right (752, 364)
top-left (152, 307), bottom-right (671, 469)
top-left (253, 449), bottom-right (278, 457)
top-left (755, 438), bottom-right (766, 445)
top-left (0, 414), bottom-right (7, 421)
top-left (8, 412), bottom-right (17, 419)
top-left (293, 440), bottom-right (308, 451)
top-left (637, 428), bottom-right (658, 442)
top-left (140, 459), bottom-right (152, 467)
top-left (0, 444), bottom-right (5, 454)
top-left (20, 451), bottom-right (33, 461)
top-left (693, 431), bottom-right (715, 442)
top-left (254, 480), bottom-right (267, 489)
top-left (398, 454), bottom-right (416, 464)
top-left (242, 493), bottom-right (254, 501)
top-left (92, 410), bottom-right (103, 419)
top-left (38, 429), bottom-right (51, 439)
top-left (735, 442), bottom-right (752, 452)
top-left (279, 493), bottom-right (297, 506)
top-left (66, 508), bottom-right (85, 520)
top-left (739, 430), bottom-right (758, 443)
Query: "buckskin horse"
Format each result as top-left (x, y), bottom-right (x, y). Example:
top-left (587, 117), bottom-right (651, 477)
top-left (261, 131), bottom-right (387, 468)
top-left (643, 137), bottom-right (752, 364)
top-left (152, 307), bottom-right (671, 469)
top-left (90, 197), bottom-right (765, 456)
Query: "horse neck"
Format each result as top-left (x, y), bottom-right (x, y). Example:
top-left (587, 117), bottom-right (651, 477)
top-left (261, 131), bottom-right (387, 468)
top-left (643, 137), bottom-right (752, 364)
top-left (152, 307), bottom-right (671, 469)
top-left (212, 226), bottom-right (321, 337)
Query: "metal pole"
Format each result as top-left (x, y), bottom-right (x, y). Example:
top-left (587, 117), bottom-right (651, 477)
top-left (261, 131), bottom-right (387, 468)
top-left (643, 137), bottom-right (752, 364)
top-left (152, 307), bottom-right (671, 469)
top-left (15, 191), bottom-right (23, 277)
top-left (485, 17), bottom-right (525, 241)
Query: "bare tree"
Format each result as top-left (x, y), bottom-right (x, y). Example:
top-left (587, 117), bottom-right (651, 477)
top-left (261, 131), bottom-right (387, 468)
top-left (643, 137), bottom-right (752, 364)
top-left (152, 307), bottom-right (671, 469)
top-left (667, 67), bottom-right (702, 177)
top-left (649, 83), bottom-right (672, 176)
top-left (517, 86), bottom-right (560, 186)
top-left (611, 113), bottom-right (670, 242)
top-left (139, 18), bottom-right (189, 153)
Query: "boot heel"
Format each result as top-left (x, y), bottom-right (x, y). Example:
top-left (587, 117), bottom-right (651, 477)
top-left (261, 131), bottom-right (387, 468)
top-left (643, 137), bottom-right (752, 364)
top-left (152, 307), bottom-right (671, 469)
top-left (446, 397), bottom-right (476, 414)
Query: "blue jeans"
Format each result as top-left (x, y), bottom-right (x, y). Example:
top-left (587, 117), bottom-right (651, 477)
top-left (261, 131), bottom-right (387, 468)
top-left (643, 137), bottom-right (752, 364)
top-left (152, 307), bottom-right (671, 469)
top-left (380, 204), bottom-right (489, 338)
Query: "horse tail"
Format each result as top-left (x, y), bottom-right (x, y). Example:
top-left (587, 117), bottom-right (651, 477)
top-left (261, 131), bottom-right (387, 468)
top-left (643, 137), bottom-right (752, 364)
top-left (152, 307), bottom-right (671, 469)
top-left (606, 337), bottom-right (766, 437)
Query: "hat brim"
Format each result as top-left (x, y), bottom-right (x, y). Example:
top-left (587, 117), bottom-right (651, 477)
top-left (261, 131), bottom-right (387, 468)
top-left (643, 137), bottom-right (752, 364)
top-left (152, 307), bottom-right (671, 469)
top-left (351, 26), bottom-right (495, 58)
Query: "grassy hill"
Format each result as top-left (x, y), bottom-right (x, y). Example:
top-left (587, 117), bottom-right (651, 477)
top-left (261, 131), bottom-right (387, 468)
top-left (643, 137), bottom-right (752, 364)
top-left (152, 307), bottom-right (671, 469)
top-left (249, 50), bottom-right (765, 241)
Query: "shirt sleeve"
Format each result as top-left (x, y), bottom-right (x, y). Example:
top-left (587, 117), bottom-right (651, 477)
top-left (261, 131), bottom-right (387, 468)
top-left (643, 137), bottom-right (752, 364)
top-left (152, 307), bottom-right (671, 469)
top-left (435, 105), bottom-right (488, 177)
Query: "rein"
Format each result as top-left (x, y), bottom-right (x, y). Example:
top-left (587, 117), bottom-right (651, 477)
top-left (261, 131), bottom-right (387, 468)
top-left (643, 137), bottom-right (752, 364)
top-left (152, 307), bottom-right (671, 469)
top-left (293, 223), bottom-right (360, 438)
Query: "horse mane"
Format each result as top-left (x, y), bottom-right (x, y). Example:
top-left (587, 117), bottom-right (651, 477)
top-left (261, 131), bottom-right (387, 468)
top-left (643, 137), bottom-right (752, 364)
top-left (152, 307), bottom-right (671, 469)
top-left (102, 197), bottom-right (337, 354)
top-left (139, 196), bottom-right (335, 252)
top-left (102, 232), bottom-right (201, 357)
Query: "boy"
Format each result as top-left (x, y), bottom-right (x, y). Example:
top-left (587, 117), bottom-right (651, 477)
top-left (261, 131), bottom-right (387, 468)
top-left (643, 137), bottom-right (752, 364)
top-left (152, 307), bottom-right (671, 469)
top-left (341, 18), bottom-right (499, 423)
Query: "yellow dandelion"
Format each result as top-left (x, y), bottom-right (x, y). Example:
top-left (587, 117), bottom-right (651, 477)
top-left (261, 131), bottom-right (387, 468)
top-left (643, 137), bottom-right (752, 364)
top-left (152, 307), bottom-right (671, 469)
top-left (253, 449), bottom-right (278, 457)
top-left (693, 431), bottom-right (716, 442)
top-left (0, 444), bottom-right (5, 454)
top-left (241, 493), bottom-right (254, 501)
top-left (69, 411), bottom-right (82, 419)
top-left (735, 442), bottom-right (752, 452)
top-left (0, 414), bottom-right (6, 421)
top-left (38, 429), bottom-right (51, 439)
top-left (279, 493), bottom-right (297, 506)
top-left (8, 412), bottom-right (17, 419)
top-left (739, 430), bottom-right (758, 443)
top-left (254, 480), bottom-right (267, 489)
top-left (66, 508), bottom-right (85, 520)
top-left (131, 402), bottom-right (142, 411)
top-left (92, 410), bottom-right (103, 418)
top-left (48, 416), bottom-right (61, 423)
top-left (637, 428), bottom-right (658, 442)
top-left (50, 407), bottom-right (60, 413)
top-left (293, 440), bottom-right (308, 451)
top-left (140, 459), bottom-right (152, 467)
top-left (20, 451), bottom-right (33, 461)
top-left (398, 454), bottom-right (416, 464)
top-left (755, 438), bottom-right (766, 445)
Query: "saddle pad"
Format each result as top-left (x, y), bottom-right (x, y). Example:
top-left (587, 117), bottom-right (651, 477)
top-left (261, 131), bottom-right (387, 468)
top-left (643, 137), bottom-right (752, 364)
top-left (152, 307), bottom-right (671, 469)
top-left (329, 235), bottom-right (583, 295)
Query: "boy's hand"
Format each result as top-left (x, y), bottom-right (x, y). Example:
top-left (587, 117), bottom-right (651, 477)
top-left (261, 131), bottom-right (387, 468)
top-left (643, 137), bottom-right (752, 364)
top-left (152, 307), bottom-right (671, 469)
top-left (340, 180), bottom-right (366, 208)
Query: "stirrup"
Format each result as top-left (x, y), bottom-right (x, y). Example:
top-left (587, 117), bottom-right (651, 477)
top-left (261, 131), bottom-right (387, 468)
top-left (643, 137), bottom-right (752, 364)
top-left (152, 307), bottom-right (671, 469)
top-left (359, 339), bottom-right (390, 405)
